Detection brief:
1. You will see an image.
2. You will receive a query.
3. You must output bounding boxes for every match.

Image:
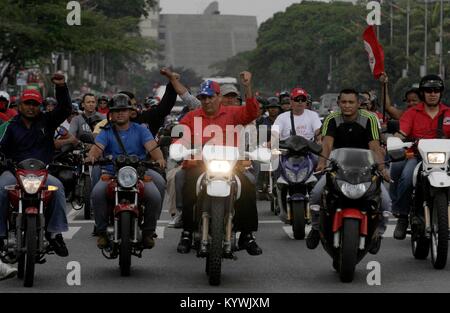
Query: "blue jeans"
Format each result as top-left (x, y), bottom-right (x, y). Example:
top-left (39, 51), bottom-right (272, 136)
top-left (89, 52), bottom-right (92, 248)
top-left (0, 171), bottom-right (69, 237)
top-left (389, 158), bottom-right (419, 216)
top-left (91, 170), bottom-right (163, 233)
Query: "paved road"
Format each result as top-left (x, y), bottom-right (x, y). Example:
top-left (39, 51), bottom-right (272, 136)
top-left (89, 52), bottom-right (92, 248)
top-left (1, 200), bottom-right (450, 293)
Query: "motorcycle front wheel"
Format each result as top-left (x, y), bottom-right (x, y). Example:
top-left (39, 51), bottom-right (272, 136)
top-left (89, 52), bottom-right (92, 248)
top-left (208, 197), bottom-right (225, 286)
top-left (339, 218), bottom-right (360, 283)
top-left (430, 191), bottom-right (448, 269)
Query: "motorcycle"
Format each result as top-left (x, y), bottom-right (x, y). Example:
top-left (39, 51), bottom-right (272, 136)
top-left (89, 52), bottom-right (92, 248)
top-left (0, 158), bottom-right (59, 287)
top-left (170, 143), bottom-right (271, 286)
top-left (272, 136), bottom-right (322, 239)
top-left (387, 137), bottom-right (450, 269)
top-left (51, 132), bottom-right (94, 220)
top-left (94, 136), bottom-right (171, 276)
top-left (319, 148), bottom-right (384, 282)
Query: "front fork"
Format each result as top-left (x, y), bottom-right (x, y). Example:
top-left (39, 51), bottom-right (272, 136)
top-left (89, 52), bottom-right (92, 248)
top-left (199, 182), bottom-right (236, 257)
top-left (422, 201), bottom-right (450, 234)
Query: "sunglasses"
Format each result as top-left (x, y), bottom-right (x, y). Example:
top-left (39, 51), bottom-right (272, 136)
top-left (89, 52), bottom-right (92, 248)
top-left (423, 88), bottom-right (442, 94)
top-left (291, 96), bottom-right (307, 102)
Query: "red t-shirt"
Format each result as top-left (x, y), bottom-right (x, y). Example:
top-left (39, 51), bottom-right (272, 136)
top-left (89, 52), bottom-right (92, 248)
top-left (179, 98), bottom-right (258, 147)
top-left (400, 103), bottom-right (450, 139)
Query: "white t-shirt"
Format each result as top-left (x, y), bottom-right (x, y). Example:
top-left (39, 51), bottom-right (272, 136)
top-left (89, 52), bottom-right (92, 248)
top-left (273, 110), bottom-right (322, 141)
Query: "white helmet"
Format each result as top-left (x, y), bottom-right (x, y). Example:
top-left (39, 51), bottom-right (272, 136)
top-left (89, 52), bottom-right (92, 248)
top-left (0, 91), bottom-right (10, 104)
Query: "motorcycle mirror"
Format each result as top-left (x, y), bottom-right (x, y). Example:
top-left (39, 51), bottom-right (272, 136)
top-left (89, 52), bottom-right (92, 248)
top-left (79, 132), bottom-right (95, 144)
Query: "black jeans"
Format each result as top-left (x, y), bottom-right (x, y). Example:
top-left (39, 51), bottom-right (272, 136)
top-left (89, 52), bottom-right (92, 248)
top-left (181, 166), bottom-right (258, 233)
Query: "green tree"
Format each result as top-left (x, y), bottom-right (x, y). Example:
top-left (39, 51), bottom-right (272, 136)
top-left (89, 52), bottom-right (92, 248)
top-left (0, 0), bottom-right (156, 85)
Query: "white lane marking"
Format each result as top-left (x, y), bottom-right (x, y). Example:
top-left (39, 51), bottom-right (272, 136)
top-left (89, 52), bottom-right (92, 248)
top-left (63, 227), bottom-right (81, 240)
top-left (67, 209), bottom-right (79, 221)
top-left (70, 220), bottom-right (95, 224)
top-left (156, 226), bottom-right (165, 239)
top-left (259, 220), bottom-right (283, 224)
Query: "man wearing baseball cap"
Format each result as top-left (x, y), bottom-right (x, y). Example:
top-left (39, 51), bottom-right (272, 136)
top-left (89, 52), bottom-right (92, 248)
top-left (0, 73), bottom-right (72, 257)
top-left (272, 88), bottom-right (322, 142)
top-left (221, 84), bottom-right (241, 106)
top-left (176, 72), bottom-right (263, 256)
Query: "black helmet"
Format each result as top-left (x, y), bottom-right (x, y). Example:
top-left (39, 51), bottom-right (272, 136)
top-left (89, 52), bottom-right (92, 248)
top-left (419, 74), bottom-right (444, 91)
top-left (266, 96), bottom-right (281, 108)
top-left (279, 90), bottom-right (290, 102)
top-left (109, 94), bottom-right (133, 111)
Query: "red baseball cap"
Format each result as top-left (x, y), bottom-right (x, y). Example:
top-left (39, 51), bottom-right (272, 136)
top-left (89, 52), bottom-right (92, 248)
top-left (21, 89), bottom-right (43, 104)
top-left (290, 88), bottom-right (308, 99)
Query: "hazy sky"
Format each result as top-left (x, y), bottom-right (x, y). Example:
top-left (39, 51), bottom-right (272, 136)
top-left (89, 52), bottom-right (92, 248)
top-left (159, 0), bottom-right (335, 25)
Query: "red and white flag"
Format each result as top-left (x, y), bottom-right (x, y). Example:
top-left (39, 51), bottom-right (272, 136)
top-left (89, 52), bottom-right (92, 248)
top-left (363, 25), bottom-right (385, 79)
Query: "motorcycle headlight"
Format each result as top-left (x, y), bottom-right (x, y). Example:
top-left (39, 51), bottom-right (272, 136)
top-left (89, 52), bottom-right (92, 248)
top-left (285, 167), bottom-right (309, 183)
top-left (117, 166), bottom-right (138, 188)
top-left (337, 181), bottom-right (371, 200)
top-left (19, 175), bottom-right (45, 194)
top-left (297, 167), bottom-right (310, 182)
top-left (427, 152), bottom-right (446, 164)
top-left (207, 160), bottom-right (232, 174)
top-left (285, 169), bottom-right (297, 182)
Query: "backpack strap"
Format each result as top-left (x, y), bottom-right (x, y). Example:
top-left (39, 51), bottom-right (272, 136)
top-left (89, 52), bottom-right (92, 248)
top-left (290, 111), bottom-right (297, 136)
top-left (111, 123), bottom-right (128, 156)
top-left (437, 113), bottom-right (445, 139)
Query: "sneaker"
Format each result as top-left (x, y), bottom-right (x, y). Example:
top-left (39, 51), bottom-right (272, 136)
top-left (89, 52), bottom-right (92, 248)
top-left (97, 232), bottom-right (109, 249)
top-left (46, 233), bottom-right (69, 257)
top-left (0, 262), bottom-right (17, 281)
top-left (394, 216), bottom-right (409, 240)
top-left (142, 231), bottom-right (155, 249)
top-left (177, 231), bottom-right (192, 254)
top-left (168, 211), bottom-right (183, 229)
top-left (306, 229), bottom-right (320, 249)
top-left (238, 233), bottom-right (262, 256)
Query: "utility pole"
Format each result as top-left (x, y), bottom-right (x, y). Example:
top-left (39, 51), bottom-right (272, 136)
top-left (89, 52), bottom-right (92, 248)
top-left (424, 0), bottom-right (428, 75)
top-left (439, 0), bottom-right (444, 78)
top-left (406, 0), bottom-right (410, 74)
top-left (390, 0), bottom-right (394, 46)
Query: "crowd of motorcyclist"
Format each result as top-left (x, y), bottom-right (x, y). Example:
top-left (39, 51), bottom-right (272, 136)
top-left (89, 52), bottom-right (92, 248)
top-left (0, 65), bottom-right (447, 282)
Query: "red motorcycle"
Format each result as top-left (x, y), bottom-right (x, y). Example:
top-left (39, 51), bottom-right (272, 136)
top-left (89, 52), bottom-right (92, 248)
top-left (94, 153), bottom-right (168, 276)
top-left (1, 158), bottom-right (58, 287)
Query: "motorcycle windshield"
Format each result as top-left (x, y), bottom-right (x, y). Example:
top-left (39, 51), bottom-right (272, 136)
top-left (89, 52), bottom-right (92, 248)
top-left (331, 148), bottom-right (375, 184)
top-left (286, 156), bottom-right (310, 171)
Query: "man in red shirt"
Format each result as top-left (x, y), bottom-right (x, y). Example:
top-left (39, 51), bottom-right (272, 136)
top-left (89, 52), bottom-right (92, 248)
top-left (391, 74), bottom-right (449, 239)
top-left (176, 71), bottom-right (263, 256)
top-left (0, 91), bottom-right (18, 123)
